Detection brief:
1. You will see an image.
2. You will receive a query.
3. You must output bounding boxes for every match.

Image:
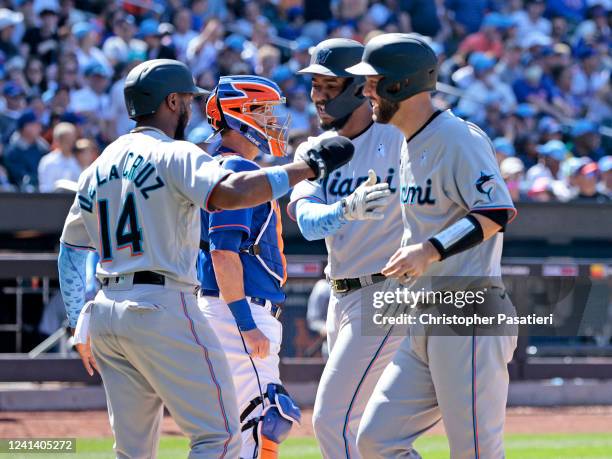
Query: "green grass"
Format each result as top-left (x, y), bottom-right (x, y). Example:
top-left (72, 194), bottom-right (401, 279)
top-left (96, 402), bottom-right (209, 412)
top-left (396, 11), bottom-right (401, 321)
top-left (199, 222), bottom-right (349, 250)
top-left (6, 433), bottom-right (612, 458)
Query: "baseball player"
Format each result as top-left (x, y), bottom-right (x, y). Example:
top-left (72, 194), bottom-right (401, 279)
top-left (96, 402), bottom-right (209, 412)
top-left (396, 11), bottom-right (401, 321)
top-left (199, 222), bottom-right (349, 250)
top-left (287, 39), bottom-right (406, 459)
top-left (346, 34), bottom-right (518, 459)
top-left (197, 75), bottom-right (301, 459)
top-left (57, 59), bottom-right (354, 459)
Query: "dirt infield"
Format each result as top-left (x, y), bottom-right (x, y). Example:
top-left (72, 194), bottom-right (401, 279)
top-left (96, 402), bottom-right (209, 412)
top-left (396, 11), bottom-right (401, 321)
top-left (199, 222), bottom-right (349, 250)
top-left (1, 406), bottom-right (611, 438)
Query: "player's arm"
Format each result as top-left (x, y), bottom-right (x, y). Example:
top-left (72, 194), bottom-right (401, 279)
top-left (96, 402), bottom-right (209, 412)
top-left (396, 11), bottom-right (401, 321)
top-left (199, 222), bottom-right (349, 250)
top-left (208, 137), bottom-right (354, 210)
top-left (209, 230), bottom-right (270, 359)
top-left (381, 211), bottom-right (506, 278)
top-left (58, 196), bottom-right (99, 375)
top-left (292, 170), bottom-right (392, 241)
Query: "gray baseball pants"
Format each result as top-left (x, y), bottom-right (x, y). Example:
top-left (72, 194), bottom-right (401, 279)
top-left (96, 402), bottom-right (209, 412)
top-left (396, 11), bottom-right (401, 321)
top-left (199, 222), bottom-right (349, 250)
top-left (90, 283), bottom-right (241, 459)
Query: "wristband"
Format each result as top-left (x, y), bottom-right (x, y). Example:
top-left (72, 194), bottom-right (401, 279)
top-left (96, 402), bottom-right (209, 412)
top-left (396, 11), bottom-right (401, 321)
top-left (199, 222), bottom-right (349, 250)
top-left (428, 214), bottom-right (484, 261)
top-left (265, 166), bottom-right (290, 200)
top-left (227, 298), bottom-right (257, 331)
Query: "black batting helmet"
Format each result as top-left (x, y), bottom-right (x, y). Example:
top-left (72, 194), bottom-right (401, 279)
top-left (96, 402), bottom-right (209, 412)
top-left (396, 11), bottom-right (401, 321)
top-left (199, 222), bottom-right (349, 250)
top-left (346, 33), bottom-right (438, 102)
top-left (124, 59), bottom-right (209, 119)
top-left (298, 38), bottom-right (366, 120)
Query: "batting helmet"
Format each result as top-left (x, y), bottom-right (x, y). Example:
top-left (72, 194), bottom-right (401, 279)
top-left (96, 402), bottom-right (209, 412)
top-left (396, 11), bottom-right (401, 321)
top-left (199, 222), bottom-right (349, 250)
top-left (298, 38), bottom-right (366, 119)
top-left (206, 75), bottom-right (289, 157)
top-left (346, 33), bottom-right (438, 103)
top-left (124, 59), bottom-right (209, 119)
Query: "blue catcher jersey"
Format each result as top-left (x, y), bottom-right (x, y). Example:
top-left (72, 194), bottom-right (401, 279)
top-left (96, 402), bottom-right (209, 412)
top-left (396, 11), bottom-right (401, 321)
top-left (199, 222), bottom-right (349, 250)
top-left (197, 150), bottom-right (286, 303)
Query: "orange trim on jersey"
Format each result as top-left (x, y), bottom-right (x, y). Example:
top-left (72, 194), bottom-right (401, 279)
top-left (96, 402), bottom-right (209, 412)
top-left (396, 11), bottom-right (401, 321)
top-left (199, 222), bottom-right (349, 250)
top-left (273, 200), bottom-right (287, 285)
top-left (209, 223), bottom-right (251, 233)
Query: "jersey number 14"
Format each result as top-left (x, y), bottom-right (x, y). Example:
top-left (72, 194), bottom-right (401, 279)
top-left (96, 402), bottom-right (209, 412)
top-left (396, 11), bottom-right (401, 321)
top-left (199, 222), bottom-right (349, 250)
top-left (98, 193), bottom-right (143, 261)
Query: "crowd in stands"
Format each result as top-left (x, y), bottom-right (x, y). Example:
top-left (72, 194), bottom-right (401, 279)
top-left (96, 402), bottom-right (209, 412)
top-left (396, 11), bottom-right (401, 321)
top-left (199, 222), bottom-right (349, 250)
top-left (0, 0), bottom-right (609, 201)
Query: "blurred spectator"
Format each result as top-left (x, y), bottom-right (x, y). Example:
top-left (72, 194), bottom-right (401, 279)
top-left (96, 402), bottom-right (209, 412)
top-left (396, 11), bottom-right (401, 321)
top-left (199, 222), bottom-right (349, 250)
top-left (0, 82), bottom-right (27, 143)
top-left (186, 18), bottom-right (224, 77)
top-left (108, 56), bottom-right (143, 137)
top-left (571, 120), bottom-right (604, 160)
top-left (398, 0), bottom-right (441, 37)
top-left (527, 176), bottom-right (557, 202)
top-left (0, 8), bottom-right (22, 59)
top-left (0, 0), bottom-right (607, 206)
top-left (457, 52), bottom-right (516, 124)
top-left (69, 63), bottom-right (113, 143)
top-left (3, 110), bottom-right (48, 190)
top-left (306, 279), bottom-right (331, 358)
top-left (500, 156), bottom-right (526, 202)
top-left (512, 0), bottom-right (551, 38)
top-left (24, 57), bottom-right (48, 97)
top-left (288, 86), bottom-right (311, 133)
top-left (527, 139), bottom-right (570, 182)
top-left (538, 116), bottom-right (563, 143)
top-left (72, 21), bottom-right (111, 74)
top-left (445, 0), bottom-right (488, 35)
top-left (571, 160), bottom-right (610, 202)
top-left (37, 122), bottom-right (79, 192)
top-left (495, 40), bottom-right (524, 86)
top-left (256, 44), bottom-right (281, 79)
top-left (493, 137), bottom-right (516, 164)
top-left (73, 138), bottom-right (99, 170)
top-left (22, 1), bottom-right (60, 66)
top-left (458, 13), bottom-right (506, 59)
top-left (172, 8), bottom-right (197, 62)
top-left (140, 19), bottom-right (176, 61)
top-left (598, 156), bottom-right (612, 197)
top-left (102, 12), bottom-right (138, 68)
top-left (572, 47), bottom-right (609, 99)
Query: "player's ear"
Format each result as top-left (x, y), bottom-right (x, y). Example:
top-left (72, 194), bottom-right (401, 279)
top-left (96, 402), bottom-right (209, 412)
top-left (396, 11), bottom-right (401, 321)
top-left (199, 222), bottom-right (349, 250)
top-left (166, 93), bottom-right (179, 112)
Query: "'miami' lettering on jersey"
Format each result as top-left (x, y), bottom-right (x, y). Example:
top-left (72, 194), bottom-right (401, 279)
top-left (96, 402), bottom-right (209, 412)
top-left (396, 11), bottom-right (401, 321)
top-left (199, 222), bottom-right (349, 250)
top-left (327, 168), bottom-right (397, 197)
top-left (94, 153), bottom-right (165, 199)
top-left (400, 179), bottom-right (436, 205)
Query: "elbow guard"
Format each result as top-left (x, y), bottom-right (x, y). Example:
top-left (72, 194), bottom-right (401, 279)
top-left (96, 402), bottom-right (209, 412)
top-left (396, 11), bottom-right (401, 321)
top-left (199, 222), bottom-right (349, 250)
top-left (428, 214), bottom-right (484, 261)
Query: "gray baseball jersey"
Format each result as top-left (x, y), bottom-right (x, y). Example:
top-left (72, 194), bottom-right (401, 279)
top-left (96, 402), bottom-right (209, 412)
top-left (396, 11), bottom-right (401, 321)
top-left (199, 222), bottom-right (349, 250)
top-left (398, 109), bottom-right (515, 279)
top-left (357, 109), bottom-right (518, 459)
top-left (61, 128), bottom-right (231, 287)
top-left (289, 123), bottom-right (405, 279)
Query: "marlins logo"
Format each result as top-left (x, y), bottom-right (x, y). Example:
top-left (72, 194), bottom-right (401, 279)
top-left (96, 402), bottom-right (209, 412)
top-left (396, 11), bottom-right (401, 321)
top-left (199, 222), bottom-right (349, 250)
top-left (475, 171), bottom-right (496, 201)
top-left (316, 48), bottom-right (332, 64)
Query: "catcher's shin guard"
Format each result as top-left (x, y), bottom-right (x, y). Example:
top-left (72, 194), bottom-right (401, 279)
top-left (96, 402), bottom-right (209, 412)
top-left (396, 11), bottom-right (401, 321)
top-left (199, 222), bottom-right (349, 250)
top-left (241, 384), bottom-right (301, 458)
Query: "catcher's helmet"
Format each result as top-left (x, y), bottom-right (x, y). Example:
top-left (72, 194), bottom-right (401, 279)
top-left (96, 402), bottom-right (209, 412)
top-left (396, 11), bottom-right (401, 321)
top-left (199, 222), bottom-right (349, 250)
top-left (124, 59), bottom-right (209, 120)
top-left (298, 38), bottom-right (366, 120)
top-left (346, 33), bottom-right (438, 102)
top-left (206, 75), bottom-right (289, 157)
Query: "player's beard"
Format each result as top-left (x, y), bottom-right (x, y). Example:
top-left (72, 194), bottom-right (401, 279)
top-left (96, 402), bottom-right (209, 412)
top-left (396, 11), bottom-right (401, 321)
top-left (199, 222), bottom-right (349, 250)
top-left (320, 112), bottom-right (351, 131)
top-left (174, 103), bottom-right (189, 140)
top-left (374, 97), bottom-right (400, 124)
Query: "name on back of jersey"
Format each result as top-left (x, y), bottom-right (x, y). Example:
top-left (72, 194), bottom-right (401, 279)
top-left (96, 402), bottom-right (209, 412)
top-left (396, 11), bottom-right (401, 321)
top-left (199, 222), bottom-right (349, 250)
top-left (78, 153), bottom-right (166, 213)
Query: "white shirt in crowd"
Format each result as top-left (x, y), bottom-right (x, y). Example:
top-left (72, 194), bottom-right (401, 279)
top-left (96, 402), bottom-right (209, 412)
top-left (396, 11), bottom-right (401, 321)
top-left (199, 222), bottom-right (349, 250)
top-left (38, 149), bottom-right (82, 192)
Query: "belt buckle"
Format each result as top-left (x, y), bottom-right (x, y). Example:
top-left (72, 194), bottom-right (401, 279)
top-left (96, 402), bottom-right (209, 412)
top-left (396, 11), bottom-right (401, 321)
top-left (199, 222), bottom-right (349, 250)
top-left (331, 279), bottom-right (349, 293)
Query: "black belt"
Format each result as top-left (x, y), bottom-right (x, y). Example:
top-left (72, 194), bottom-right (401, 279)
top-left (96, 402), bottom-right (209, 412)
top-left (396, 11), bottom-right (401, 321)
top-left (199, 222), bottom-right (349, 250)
top-left (330, 273), bottom-right (386, 294)
top-left (102, 271), bottom-right (165, 286)
top-left (199, 289), bottom-right (283, 319)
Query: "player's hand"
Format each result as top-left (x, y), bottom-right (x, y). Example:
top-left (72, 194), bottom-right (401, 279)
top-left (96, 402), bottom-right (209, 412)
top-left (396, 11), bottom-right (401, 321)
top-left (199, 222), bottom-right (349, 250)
top-left (74, 336), bottom-right (99, 377)
top-left (242, 328), bottom-right (270, 359)
top-left (304, 136), bottom-right (354, 180)
top-left (382, 242), bottom-right (441, 279)
top-left (342, 169), bottom-right (391, 221)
